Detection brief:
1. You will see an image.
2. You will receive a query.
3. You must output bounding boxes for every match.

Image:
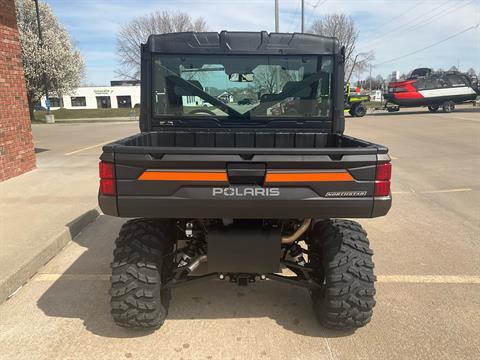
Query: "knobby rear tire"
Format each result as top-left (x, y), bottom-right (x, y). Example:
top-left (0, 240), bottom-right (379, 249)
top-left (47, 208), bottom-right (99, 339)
top-left (309, 219), bottom-right (376, 330)
top-left (110, 219), bottom-right (175, 329)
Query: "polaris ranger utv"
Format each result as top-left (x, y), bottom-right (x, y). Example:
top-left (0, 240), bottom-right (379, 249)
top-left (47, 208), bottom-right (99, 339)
top-left (98, 31), bottom-right (392, 331)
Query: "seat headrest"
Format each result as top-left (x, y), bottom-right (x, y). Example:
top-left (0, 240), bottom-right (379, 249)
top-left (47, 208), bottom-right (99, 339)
top-left (282, 81), bottom-right (312, 98)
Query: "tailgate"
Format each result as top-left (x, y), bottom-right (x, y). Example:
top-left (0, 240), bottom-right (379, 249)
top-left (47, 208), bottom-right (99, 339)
top-left (99, 144), bottom-right (391, 219)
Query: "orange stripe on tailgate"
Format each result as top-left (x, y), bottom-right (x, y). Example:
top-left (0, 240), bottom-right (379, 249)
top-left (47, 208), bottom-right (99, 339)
top-left (265, 171), bottom-right (354, 183)
top-left (138, 171), bottom-right (228, 182)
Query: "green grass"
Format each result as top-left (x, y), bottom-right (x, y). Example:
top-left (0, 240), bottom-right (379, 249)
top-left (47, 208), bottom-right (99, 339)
top-left (363, 101), bottom-right (384, 109)
top-left (34, 108), bottom-right (140, 121)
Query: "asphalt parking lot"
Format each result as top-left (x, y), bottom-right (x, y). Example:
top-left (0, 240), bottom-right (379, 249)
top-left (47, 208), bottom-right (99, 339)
top-left (0, 108), bottom-right (479, 359)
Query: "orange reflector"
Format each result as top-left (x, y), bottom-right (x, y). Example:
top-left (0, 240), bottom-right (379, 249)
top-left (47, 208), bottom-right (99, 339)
top-left (265, 171), bottom-right (354, 183)
top-left (138, 171), bottom-right (228, 182)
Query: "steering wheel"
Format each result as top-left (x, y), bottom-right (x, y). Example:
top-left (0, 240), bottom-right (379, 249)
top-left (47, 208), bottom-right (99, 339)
top-left (187, 109), bottom-right (217, 116)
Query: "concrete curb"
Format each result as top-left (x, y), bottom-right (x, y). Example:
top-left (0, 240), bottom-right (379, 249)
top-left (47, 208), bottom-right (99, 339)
top-left (0, 208), bottom-right (100, 304)
top-left (54, 118), bottom-right (137, 123)
top-left (33, 117), bottom-right (137, 124)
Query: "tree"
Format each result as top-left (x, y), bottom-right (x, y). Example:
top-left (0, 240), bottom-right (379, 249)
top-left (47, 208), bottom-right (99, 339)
top-left (252, 65), bottom-right (298, 97)
top-left (16, 0), bottom-right (84, 119)
top-left (375, 74), bottom-right (386, 89)
top-left (308, 14), bottom-right (374, 82)
top-left (466, 67), bottom-right (476, 76)
top-left (116, 11), bottom-right (207, 80)
top-left (449, 65), bottom-right (458, 72)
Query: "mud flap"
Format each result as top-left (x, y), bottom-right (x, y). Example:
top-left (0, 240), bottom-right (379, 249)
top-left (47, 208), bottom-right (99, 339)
top-left (207, 222), bottom-right (281, 273)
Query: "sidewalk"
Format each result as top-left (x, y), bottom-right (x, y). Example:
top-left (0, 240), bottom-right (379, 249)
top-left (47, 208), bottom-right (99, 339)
top-left (0, 164), bottom-right (100, 303)
top-left (35, 116), bottom-right (136, 124)
top-left (0, 121), bottom-right (138, 303)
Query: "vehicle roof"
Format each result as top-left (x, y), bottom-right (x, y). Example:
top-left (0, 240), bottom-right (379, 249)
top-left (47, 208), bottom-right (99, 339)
top-left (143, 31), bottom-right (340, 55)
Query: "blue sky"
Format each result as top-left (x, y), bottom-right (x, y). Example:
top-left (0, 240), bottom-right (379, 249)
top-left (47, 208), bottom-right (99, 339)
top-left (45, 0), bottom-right (480, 86)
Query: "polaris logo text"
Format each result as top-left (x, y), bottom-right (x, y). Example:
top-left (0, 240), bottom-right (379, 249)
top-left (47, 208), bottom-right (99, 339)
top-left (213, 187), bottom-right (280, 197)
top-left (325, 191), bottom-right (367, 197)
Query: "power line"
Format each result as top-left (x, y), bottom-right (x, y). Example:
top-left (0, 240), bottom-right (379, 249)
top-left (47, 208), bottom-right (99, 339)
top-left (304, 0), bottom-right (328, 31)
top-left (400, 0), bottom-right (473, 34)
top-left (287, 1), bottom-right (302, 33)
top-left (375, 1), bottom-right (420, 29)
top-left (375, 23), bottom-right (479, 66)
top-left (365, 0), bottom-right (474, 50)
top-left (363, 0), bottom-right (452, 47)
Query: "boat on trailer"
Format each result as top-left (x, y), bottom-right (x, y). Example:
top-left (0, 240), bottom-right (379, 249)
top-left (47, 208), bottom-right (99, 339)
top-left (383, 68), bottom-right (479, 113)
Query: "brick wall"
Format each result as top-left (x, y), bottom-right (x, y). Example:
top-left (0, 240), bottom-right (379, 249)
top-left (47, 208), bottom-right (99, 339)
top-left (0, 0), bottom-right (36, 181)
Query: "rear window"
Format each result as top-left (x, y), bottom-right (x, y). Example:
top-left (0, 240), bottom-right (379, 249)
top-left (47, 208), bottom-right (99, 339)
top-left (446, 75), bottom-right (467, 87)
top-left (151, 54), bottom-right (334, 121)
top-left (414, 78), bottom-right (448, 90)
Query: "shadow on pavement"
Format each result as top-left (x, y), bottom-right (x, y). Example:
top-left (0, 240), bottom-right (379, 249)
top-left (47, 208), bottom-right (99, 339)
top-left (34, 147), bottom-right (49, 153)
top-left (37, 215), bottom-right (353, 339)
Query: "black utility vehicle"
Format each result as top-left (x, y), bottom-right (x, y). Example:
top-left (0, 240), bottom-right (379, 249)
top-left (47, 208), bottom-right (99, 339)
top-left (98, 31), bottom-right (392, 331)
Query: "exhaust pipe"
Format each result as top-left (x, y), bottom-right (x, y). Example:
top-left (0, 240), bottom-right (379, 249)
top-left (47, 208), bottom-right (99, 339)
top-left (281, 218), bottom-right (312, 244)
top-left (187, 254), bottom-right (207, 272)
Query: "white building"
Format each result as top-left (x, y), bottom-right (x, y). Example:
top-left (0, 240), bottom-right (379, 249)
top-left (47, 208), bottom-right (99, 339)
top-left (389, 71), bottom-right (400, 82)
top-left (40, 84), bottom-right (140, 110)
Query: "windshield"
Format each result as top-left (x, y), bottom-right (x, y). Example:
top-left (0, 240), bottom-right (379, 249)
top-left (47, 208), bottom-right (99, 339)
top-left (152, 54), bottom-right (333, 120)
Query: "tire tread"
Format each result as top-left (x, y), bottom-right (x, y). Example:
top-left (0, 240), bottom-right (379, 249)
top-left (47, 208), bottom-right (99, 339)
top-left (110, 219), bottom-right (173, 329)
top-left (310, 219), bottom-right (376, 330)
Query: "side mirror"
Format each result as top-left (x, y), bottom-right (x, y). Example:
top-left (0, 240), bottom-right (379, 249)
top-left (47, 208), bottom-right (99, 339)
top-left (229, 73), bottom-right (254, 82)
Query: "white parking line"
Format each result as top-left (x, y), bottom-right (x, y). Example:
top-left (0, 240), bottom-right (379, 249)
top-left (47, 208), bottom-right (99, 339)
top-left (421, 188), bottom-right (472, 194)
top-left (428, 114), bottom-right (480, 123)
top-left (377, 275), bottom-right (480, 284)
top-left (33, 273), bottom-right (480, 284)
top-left (64, 139), bottom-right (118, 156)
top-left (35, 274), bottom-right (110, 281)
top-left (392, 188), bottom-right (472, 195)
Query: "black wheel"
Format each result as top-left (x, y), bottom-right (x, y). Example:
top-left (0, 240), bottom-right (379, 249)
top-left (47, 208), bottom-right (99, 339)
top-left (386, 107), bottom-right (399, 113)
top-left (110, 219), bottom-right (175, 329)
top-left (309, 219), bottom-right (376, 330)
top-left (442, 101), bottom-right (455, 113)
top-left (428, 105), bottom-right (439, 112)
top-left (350, 103), bottom-right (367, 117)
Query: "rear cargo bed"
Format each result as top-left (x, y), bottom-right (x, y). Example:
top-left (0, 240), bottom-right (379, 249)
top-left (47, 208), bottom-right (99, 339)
top-left (99, 130), bottom-right (391, 219)
top-left (106, 130), bottom-right (379, 152)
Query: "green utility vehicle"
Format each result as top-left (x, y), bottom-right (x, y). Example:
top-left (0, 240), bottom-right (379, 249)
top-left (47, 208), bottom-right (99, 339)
top-left (344, 83), bottom-right (369, 117)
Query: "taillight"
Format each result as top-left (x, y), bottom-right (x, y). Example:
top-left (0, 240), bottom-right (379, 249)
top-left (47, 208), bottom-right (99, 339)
top-left (376, 162), bottom-right (391, 180)
top-left (374, 162), bottom-right (391, 197)
top-left (99, 161), bottom-right (116, 196)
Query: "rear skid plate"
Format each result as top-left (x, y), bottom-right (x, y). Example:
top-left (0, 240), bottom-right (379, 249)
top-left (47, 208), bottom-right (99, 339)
top-left (207, 222), bottom-right (281, 273)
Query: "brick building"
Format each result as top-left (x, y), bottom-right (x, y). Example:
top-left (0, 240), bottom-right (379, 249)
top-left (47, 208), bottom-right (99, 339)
top-left (0, 0), bottom-right (36, 181)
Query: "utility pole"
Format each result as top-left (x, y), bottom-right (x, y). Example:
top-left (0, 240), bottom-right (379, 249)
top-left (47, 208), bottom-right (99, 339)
top-left (369, 64), bottom-right (372, 95)
top-left (275, 0), bottom-right (279, 32)
top-left (34, 0), bottom-right (50, 114)
top-left (301, 0), bottom-right (305, 33)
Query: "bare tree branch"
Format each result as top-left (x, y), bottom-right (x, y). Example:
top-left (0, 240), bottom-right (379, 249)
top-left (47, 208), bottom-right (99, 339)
top-left (308, 14), bottom-right (374, 82)
top-left (116, 11), bottom-right (208, 80)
